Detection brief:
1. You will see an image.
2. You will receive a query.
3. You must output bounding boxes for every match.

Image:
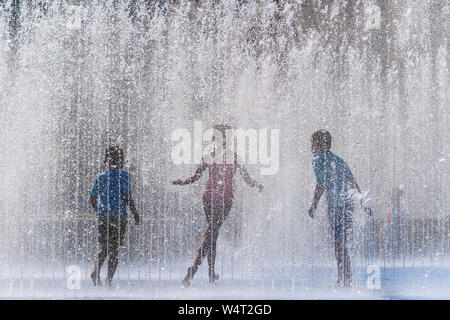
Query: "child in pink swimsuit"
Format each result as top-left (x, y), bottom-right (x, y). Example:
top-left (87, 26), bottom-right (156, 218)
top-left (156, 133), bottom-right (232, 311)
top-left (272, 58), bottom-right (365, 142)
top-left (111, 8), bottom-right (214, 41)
top-left (173, 124), bottom-right (263, 286)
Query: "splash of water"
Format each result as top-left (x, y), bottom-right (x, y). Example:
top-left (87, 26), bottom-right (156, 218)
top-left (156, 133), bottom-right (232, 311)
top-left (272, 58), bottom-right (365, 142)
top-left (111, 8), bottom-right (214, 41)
top-left (0, 1), bottom-right (448, 297)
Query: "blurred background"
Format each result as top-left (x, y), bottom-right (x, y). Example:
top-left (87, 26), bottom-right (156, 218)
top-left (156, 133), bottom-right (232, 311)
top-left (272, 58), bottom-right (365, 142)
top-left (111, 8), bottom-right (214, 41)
top-left (0, 0), bottom-right (448, 296)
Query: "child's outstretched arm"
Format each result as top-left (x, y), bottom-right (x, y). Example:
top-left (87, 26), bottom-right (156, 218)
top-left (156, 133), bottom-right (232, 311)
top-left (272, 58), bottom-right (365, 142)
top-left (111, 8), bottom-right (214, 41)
top-left (124, 192), bottom-right (139, 225)
top-left (90, 195), bottom-right (98, 212)
top-left (172, 162), bottom-right (207, 185)
top-left (309, 183), bottom-right (325, 219)
top-left (238, 164), bottom-right (263, 192)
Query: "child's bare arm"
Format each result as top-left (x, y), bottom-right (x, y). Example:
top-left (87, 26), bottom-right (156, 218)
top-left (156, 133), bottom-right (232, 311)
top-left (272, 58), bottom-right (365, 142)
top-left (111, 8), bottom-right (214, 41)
top-left (90, 195), bottom-right (97, 212)
top-left (309, 183), bottom-right (325, 218)
top-left (172, 162), bottom-right (207, 185)
top-left (124, 192), bottom-right (139, 225)
top-left (239, 165), bottom-right (263, 191)
top-left (350, 180), bottom-right (361, 193)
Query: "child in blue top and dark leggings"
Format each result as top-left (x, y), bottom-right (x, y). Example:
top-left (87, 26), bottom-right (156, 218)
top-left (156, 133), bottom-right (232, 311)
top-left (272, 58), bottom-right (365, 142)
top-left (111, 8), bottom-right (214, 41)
top-left (308, 130), bottom-right (371, 287)
top-left (89, 145), bottom-right (139, 287)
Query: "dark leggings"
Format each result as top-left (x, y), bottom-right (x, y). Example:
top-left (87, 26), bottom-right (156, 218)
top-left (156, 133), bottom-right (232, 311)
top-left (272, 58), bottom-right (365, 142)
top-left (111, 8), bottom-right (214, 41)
top-left (185, 200), bottom-right (233, 281)
top-left (328, 203), bottom-right (354, 286)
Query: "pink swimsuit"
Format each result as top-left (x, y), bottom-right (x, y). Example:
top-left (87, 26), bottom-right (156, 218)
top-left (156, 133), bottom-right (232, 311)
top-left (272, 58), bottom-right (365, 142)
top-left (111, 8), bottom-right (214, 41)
top-left (203, 157), bottom-right (237, 207)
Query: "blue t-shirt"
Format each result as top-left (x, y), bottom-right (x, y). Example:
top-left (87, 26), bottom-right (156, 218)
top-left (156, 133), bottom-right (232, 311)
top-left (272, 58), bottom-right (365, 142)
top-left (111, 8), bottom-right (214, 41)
top-left (312, 151), bottom-right (355, 208)
top-left (90, 170), bottom-right (130, 213)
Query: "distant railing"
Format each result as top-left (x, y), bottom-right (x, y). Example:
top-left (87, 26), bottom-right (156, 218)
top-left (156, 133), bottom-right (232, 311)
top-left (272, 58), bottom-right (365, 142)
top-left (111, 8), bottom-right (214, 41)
top-left (1, 214), bottom-right (448, 265)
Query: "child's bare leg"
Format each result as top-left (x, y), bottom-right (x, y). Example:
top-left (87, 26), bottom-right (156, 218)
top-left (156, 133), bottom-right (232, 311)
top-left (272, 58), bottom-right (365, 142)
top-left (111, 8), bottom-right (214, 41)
top-left (106, 246), bottom-right (119, 286)
top-left (208, 210), bottom-right (223, 282)
top-left (91, 246), bottom-right (107, 286)
top-left (208, 226), bottom-right (221, 281)
top-left (183, 224), bottom-right (213, 285)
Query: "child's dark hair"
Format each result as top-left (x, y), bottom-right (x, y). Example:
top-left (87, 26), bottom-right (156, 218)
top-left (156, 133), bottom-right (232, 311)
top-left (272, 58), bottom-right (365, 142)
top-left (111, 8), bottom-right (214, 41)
top-left (213, 124), bottom-right (232, 141)
top-left (311, 129), bottom-right (332, 150)
top-left (104, 145), bottom-right (124, 169)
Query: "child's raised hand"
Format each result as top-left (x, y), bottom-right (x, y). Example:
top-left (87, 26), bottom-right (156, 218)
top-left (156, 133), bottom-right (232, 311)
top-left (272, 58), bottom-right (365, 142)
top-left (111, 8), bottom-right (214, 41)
top-left (308, 207), bottom-right (315, 219)
top-left (364, 207), bottom-right (373, 217)
top-left (360, 193), bottom-right (375, 217)
top-left (134, 214), bottom-right (140, 225)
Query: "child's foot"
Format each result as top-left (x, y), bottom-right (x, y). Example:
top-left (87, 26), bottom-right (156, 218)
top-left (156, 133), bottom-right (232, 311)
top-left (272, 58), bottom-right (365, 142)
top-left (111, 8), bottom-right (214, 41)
top-left (90, 272), bottom-right (102, 286)
top-left (106, 283), bottom-right (119, 290)
top-left (181, 278), bottom-right (191, 287)
top-left (209, 273), bottom-right (219, 283)
top-left (181, 267), bottom-right (194, 287)
top-left (343, 279), bottom-right (353, 288)
top-left (105, 278), bottom-right (115, 288)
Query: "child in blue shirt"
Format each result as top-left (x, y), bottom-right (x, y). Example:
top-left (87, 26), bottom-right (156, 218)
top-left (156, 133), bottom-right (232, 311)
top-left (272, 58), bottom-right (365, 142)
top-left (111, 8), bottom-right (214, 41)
top-left (308, 129), bottom-right (370, 287)
top-left (89, 145), bottom-right (139, 286)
